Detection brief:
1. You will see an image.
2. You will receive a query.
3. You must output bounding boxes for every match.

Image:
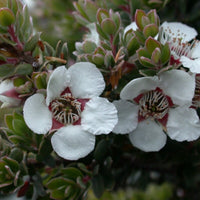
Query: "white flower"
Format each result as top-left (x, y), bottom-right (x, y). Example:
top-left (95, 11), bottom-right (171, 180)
top-left (160, 22), bottom-right (200, 73)
top-left (23, 62), bottom-right (118, 160)
top-left (113, 70), bottom-right (200, 152)
top-left (0, 80), bottom-right (21, 108)
top-left (124, 22), bottom-right (138, 35)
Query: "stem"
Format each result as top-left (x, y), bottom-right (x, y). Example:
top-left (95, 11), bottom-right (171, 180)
top-left (110, 35), bottom-right (116, 57)
top-left (8, 25), bottom-right (23, 51)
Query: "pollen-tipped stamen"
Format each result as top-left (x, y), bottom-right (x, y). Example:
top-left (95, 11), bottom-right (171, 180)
top-left (51, 93), bottom-right (81, 124)
top-left (139, 90), bottom-right (169, 119)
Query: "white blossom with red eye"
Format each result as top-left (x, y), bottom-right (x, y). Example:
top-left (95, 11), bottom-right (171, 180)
top-left (113, 70), bottom-right (200, 152)
top-left (160, 22), bottom-right (200, 73)
top-left (23, 62), bottom-right (118, 160)
top-left (0, 79), bottom-right (21, 108)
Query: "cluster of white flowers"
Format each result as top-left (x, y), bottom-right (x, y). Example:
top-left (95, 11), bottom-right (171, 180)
top-left (1, 21), bottom-right (200, 160)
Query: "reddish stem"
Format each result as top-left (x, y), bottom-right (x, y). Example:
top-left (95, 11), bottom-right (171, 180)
top-left (8, 25), bottom-right (24, 51)
top-left (110, 35), bottom-right (116, 57)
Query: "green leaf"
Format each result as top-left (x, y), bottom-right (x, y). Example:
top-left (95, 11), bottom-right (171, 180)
top-left (47, 177), bottom-right (75, 190)
top-left (24, 33), bottom-right (40, 52)
top-left (12, 119), bottom-right (31, 137)
top-left (2, 156), bottom-right (19, 173)
top-left (92, 174), bottom-right (105, 198)
top-left (15, 63), bottom-right (33, 75)
top-left (135, 9), bottom-right (146, 31)
top-left (104, 51), bottom-right (115, 67)
top-left (147, 9), bottom-right (160, 26)
top-left (101, 18), bottom-right (116, 35)
top-left (145, 37), bottom-right (161, 54)
top-left (143, 24), bottom-right (159, 38)
top-left (127, 36), bottom-right (140, 56)
top-left (5, 114), bottom-right (14, 131)
top-left (9, 147), bottom-right (23, 163)
top-left (62, 167), bottom-right (83, 181)
top-left (0, 7), bottom-right (15, 26)
top-left (94, 140), bottom-right (110, 163)
top-left (151, 47), bottom-right (161, 64)
top-left (97, 8), bottom-right (109, 24)
top-left (83, 40), bottom-right (97, 53)
top-left (96, 23), bottom-right (109, 40)
top-left (85, 0), bottom-right (98, 22)
top-left (0, 64), bottom-right (15, 78)
top-left (160, 43), bottom-right (170, 64)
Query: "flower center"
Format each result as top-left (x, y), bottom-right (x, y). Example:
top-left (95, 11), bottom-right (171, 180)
top-left (50, 93), bottom-right (81, 124)
top-left (139, 90), bottom-right (169, 119)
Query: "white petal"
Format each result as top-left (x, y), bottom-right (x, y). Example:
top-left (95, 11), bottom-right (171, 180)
top-left (120, 76), bottom-right (159, 100)
top-left (23, 93), bottom-right (52, 134)
top-left (167, 106), bottom-right (200, 141)
top-left (46, 66), bottom-right (70, 106)
top-left (180, 56), bottom-right (200, 73)
top-left (129, 119), bottom-right (167, 152)
top-left (112, 100), bottom-right (138, 134)
top-left (81, 97), bottom-right (118, 135)
top-left (191, 41), bottom-right (200, 59)
top-left (124, 22), bottom-right (138, 35)
top-left (0, 80), bottom-right (14, 94)
top-left (68, 62), bottom-right (105, 98)
top-left (51, 125), bottom-right (95, 160)
top-left (161, 22), bottom-right (197, 42)
top-left (0, 96), bottom-right (20, 108)
top-left (159, 70), bottom-right (195, 106)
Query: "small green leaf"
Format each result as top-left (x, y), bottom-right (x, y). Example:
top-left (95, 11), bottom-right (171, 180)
top-left (47, 177), bottom-right (75, 190)
top-left (101, 18), bottom-right (116, 35)
top-left (96, 23), bottom-right (109, 40)
top-left (143, 24), bottom-right (159, 38)
top-left (135, 9), bottom-right (146, 31)
top-left (151, 47), bottom-right (161, 64)
top-left (160, 43), bottom-right (170, 64)
top-left (0, 7), bottom-right (15, 26)
top-left (62, 167), bottom-right (84, 181)
top-left (92, 174), bottom-right (105, 198)
top-left (9, 147), bottom-right (23, 163)
top-left (83, 40), bottom-right (97, 53)
top-left (145, 37), bottom-right (161, 54)
top-left (15, 63), bottom-right (33, 75)
top-left (0, 64), bottom-right (15, 78)
top-left (94, 140), bottom-right (110, 163)
top-left (97, 8), bottom-right (109, 24)
top-left (2, 156), bottom-right (19, 173)
top-left (24, 33), bottom-right (40, 52)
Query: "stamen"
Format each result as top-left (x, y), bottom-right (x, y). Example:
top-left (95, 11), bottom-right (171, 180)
top-left (50, 93), bottom-right (81, 124)
top-left (139, 90), bottom-right (169, 119)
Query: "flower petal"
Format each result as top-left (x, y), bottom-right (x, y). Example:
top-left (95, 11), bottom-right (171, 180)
top-left (46, 66), bottom-right (70, 106)
top-left (0, 79), bottom-right (14, 94)
top-left (81, 97), bottom-right (118, 135)
top-left (120, 76), bottom-right (159, 100)
top-left (23, 93), bottom-right (52, 134)
top-left (167, 106), bottom-right (200, 141)
top-left (124, 22), bottom-right (138, 35)
top-left (159, 70), bottom-right (195, 106)
top-left (51, 125), bottom-right (95, 160)
top-left (180, 56), bottom-right (200, 73)
top-left (161, 22), bottom-right (197, 42)
top-left (129, 119), bottom-right (167, 152)
top-left (113, 100), bottom-right (138, 134)
top-left (68, 62), bottom-right (105, 98)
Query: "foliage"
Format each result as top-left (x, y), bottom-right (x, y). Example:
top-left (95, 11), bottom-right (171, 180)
top-left (0, 0), bottom-right (200, 200)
